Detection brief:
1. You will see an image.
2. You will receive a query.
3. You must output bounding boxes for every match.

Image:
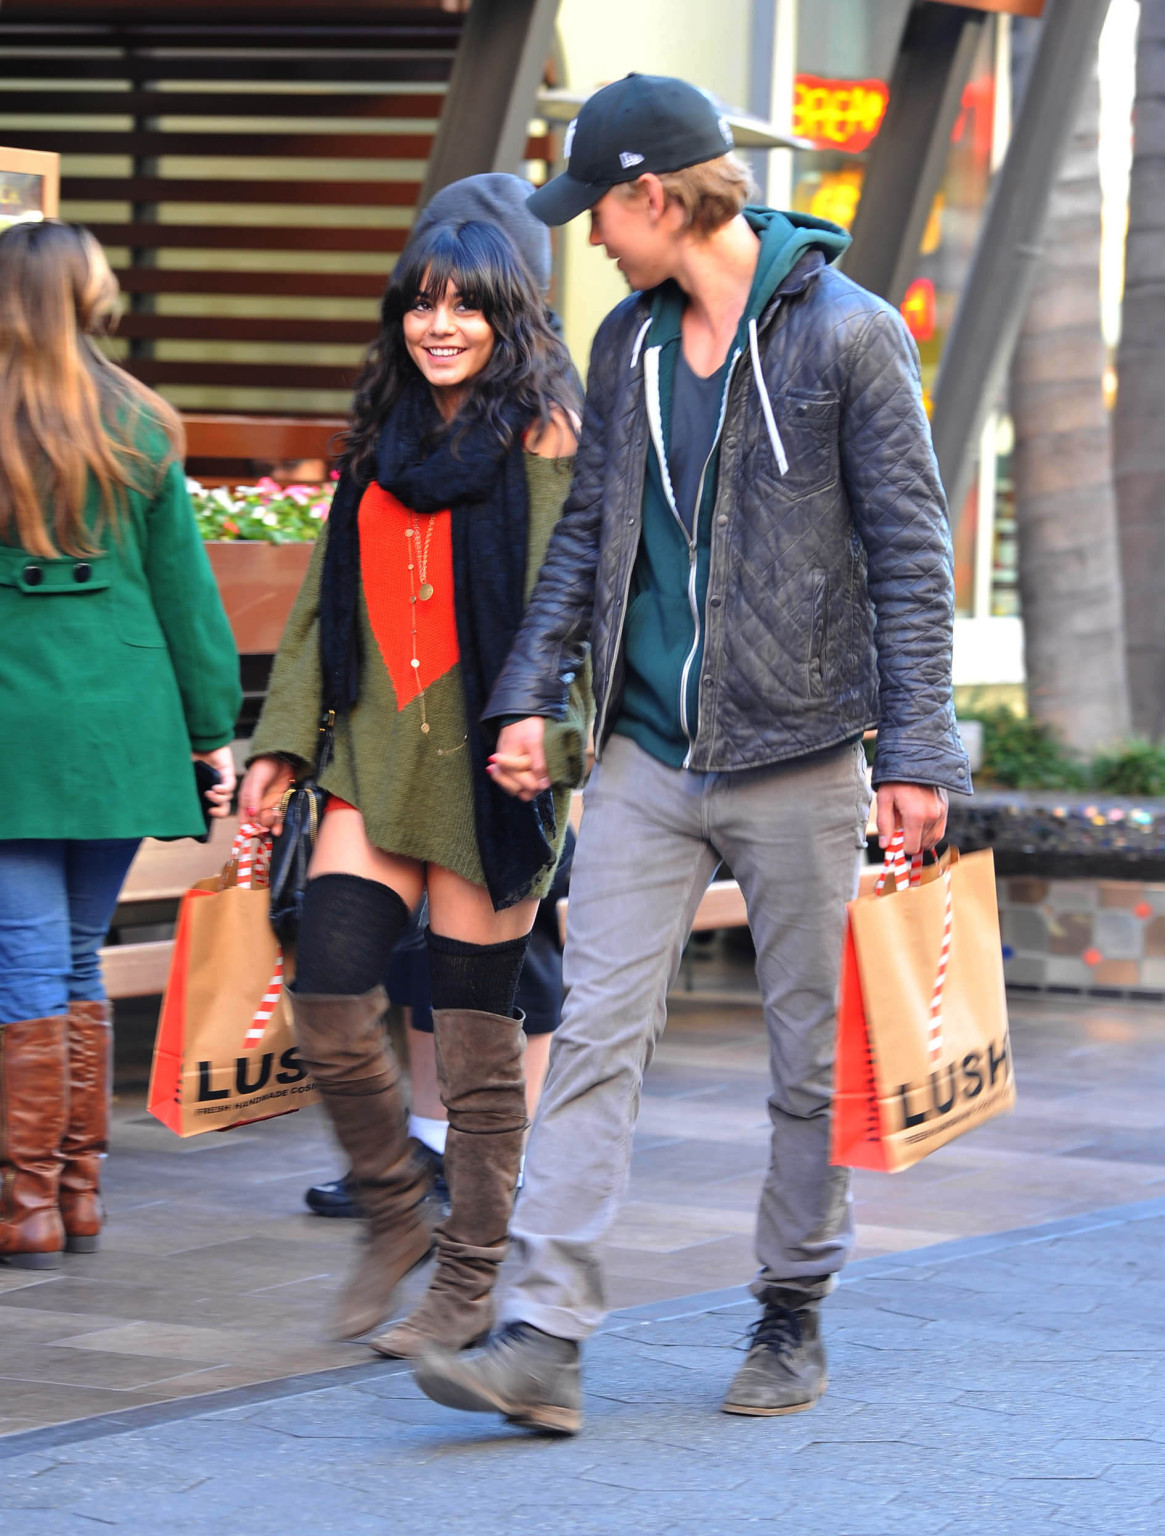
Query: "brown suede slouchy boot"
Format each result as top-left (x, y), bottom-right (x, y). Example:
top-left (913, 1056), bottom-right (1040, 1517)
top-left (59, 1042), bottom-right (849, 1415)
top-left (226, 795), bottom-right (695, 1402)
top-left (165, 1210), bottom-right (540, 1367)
top-left (291, 986), bottom-right (434, 1340)
top-left (371, 1007), bottom-right (527, 1359)
top-left (59, 999), bottom-right (113, 1253)
top-left (0, 1017), bottom-right (68, 1269)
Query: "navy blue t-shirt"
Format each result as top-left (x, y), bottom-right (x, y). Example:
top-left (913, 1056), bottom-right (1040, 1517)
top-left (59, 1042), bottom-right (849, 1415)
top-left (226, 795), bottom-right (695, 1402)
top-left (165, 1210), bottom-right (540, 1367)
top-left (669, 349), bottom-right (728, 534)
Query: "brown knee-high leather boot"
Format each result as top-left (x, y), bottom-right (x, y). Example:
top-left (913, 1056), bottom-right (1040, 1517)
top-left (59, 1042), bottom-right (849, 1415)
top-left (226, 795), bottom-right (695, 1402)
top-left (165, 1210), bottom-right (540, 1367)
top-left (291, 986), bottom-right (433, 1340)
top-left (370, 1008), bottom-right (527, 1358)
top-left (59, 999), bottom-right (113, 1253)
top-left (0, 1017), bottom-right (68, 1269)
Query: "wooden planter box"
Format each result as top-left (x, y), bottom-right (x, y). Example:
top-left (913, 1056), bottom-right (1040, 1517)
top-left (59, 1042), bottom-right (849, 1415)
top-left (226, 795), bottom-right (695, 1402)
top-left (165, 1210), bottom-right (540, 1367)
top-left (205, 539), bottom-right (314, 655)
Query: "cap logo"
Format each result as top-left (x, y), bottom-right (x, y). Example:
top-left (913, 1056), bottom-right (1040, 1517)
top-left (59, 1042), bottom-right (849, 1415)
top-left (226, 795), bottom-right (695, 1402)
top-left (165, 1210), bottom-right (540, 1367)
top-left (619, 151), bottom-right (645, 169)
top-left (563, 118), bottom-right (577, 162)
top-left (718, 115), bottom-right (734, 147)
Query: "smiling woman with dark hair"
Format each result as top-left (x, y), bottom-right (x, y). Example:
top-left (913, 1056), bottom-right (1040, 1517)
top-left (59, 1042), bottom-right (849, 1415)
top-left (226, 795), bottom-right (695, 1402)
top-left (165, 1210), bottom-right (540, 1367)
top-left (240, 217), bottom-right (591, 1360)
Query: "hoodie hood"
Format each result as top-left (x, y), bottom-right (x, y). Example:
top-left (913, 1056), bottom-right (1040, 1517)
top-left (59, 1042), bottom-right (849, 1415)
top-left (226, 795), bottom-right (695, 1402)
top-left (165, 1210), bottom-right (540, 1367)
top-left (646, 204), bottom-right (850, 349)
top-left (408, 173), bottom-right (552, 295)
top-left (635, 204), bottom-right (851, 482)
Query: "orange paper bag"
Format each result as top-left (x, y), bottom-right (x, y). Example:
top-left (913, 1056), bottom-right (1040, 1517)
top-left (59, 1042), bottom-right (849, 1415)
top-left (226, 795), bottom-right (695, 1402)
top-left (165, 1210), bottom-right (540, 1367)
top-left (148, 824), bottom-right (316, 1136)
top-left (831, 835), bottom-right (1015, 1173)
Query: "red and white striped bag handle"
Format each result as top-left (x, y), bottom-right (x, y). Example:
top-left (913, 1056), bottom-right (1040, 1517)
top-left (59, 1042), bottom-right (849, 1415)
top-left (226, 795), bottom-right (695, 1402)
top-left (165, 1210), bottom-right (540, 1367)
top-left (875, 829), bottom-right (953, 1068)
top-left (232, 822), bottom-right (284, 1049)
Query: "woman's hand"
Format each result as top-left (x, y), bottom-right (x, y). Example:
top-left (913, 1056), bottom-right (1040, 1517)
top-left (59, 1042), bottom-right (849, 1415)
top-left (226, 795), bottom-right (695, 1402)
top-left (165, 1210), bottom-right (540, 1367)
top-left (191, 745), bottom-right (237, 819)
top-left (239, 755), bottom-right (296, 835)
top-left (488, 718), bottom-right (550, 801)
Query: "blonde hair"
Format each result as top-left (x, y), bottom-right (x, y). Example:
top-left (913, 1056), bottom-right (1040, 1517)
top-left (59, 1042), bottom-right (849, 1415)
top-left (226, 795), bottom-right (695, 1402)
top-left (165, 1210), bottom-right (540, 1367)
top-left (618, 153), bottom-right (757, 239)
top-left (0, 220), bottom-right (184, 558)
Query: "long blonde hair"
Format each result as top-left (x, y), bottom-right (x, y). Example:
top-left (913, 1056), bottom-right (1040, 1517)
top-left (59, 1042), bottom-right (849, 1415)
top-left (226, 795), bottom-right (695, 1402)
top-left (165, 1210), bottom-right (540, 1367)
top-left (0, 220), bottom-right (184, 557)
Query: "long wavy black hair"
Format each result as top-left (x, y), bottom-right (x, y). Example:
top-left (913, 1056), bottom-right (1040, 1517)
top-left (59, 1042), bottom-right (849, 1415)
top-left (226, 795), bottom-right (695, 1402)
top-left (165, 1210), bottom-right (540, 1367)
top-left (342, 218), bottom-right (581, 481)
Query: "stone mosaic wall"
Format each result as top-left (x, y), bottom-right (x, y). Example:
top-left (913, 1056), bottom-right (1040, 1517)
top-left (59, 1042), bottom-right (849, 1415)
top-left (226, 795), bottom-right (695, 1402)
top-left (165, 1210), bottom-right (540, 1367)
top-left (1000, 877), bottom-right (1165, 995)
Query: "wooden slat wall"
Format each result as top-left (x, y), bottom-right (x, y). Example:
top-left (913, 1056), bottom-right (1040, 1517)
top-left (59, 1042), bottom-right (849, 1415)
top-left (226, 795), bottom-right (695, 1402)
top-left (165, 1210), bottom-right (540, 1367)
top-left (0, 8), bottom-right (545, 452)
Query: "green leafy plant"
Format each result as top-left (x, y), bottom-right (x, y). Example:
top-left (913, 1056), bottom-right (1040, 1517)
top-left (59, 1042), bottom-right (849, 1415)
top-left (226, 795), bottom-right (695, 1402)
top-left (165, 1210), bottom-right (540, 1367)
top-left (959, 708), bottom-right (1165, 796)
top-left (964, 706), bottom-right (1086, 790)
top-left (188, 476), bottom-right (333, 544)
top-left (1091, 740), bottom-right (1165, 798)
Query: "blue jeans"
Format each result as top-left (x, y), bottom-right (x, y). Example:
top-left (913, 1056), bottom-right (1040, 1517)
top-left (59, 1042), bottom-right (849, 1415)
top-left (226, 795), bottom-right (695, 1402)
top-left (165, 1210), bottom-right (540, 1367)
top-left (0, 840), bottom-right (141, 1024)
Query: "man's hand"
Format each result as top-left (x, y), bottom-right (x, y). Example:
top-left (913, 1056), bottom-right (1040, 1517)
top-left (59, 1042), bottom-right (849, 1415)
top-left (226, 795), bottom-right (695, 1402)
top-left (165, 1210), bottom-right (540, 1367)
top-left (488, 717), bottom-right (550, 802)
top-left (876, 783), bottom-right (948, 856)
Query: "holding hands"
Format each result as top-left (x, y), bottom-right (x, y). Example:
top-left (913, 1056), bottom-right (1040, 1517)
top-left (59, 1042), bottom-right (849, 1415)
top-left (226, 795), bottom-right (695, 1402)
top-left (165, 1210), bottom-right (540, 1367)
top-left (488, 717), bottom-right (551, 802)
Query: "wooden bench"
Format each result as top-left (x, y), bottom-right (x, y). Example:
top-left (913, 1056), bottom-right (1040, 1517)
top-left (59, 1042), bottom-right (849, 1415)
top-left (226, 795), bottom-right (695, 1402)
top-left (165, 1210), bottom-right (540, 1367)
top-left (104, 776), bottom-right (876, 999)
top-left (101, 816), bottom-right (239, 1000)
top-left (183, 413), bottom-right (344, 488)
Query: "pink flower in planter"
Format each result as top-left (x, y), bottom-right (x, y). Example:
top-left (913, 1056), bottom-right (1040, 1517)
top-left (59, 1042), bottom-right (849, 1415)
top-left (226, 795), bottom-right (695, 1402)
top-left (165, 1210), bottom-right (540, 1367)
top-left (222, 518), bottom-right (241, 537)
top-left (255, 477), bottom-right (282, 496)
top-left (330, 469), bottom-right (341, 481)
top-left (310, 502), bottom-right (330, 519)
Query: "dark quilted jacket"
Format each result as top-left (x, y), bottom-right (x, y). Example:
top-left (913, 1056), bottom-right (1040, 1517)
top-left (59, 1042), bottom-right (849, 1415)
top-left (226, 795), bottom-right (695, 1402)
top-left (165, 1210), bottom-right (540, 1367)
top-left (485, 257), bottom-right (971, 793)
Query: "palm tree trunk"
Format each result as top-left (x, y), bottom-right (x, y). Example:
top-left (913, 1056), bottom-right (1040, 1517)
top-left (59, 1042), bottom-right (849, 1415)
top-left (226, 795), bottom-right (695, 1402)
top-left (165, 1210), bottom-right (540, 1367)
top-left (1011, 50), bottom-right (1130, 753)
top-left (1115, 0), bottom-right (1165, 740)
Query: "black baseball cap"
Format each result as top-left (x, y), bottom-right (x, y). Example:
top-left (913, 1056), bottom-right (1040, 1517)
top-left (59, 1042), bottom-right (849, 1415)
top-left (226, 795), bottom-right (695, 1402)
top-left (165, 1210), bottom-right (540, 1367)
top-left (527, 74), bottom-right (735, 226)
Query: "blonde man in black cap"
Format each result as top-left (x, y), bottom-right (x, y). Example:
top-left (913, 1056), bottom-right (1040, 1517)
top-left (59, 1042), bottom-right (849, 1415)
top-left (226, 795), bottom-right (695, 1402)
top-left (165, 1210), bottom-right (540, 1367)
top-left (416, 74), bottom-right (966, 1435)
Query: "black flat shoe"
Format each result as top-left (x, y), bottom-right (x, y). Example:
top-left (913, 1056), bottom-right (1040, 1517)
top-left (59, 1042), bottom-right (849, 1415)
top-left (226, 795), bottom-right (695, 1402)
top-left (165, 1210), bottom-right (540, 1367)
top-left (304, 1171), bottom-right (364, 1219)
top-left (412, 1141), bottom-right (449, 1205)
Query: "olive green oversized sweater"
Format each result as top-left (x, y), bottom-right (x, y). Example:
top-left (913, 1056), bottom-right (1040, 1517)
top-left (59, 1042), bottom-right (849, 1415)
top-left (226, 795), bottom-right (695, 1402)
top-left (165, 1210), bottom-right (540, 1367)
top-left (250, 454), bottom-right (592, 899)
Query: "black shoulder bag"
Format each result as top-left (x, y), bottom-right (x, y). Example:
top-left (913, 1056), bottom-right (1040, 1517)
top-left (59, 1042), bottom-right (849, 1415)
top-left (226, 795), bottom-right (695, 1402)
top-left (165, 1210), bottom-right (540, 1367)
top-left (267, 709), bottom-right (335, 946)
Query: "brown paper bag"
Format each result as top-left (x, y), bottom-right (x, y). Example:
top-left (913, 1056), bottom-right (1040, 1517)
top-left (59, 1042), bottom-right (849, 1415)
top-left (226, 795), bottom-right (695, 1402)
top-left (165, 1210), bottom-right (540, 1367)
top-left (832, 838), bottom-right (1015, 1172)
top-left (148, 826), bottom-right (316, 1137)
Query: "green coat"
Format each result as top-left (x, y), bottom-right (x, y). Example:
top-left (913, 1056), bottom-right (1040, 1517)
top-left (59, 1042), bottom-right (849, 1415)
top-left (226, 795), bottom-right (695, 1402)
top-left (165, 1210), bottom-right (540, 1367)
top-left (0, 431), bottom-right (241, 841)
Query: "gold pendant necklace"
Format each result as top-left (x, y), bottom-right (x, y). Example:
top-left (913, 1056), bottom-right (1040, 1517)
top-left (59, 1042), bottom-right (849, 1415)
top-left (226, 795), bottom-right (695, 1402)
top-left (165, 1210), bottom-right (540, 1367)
top-left (405, 515), bottom-right (466, 759)
top-left (405, 515), bottom-right (435, 601)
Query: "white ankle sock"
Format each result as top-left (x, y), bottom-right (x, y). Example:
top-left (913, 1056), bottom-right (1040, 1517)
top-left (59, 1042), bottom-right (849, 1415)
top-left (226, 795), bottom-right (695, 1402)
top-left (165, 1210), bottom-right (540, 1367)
top-left (409, 1114), bottom-right (447, 1155)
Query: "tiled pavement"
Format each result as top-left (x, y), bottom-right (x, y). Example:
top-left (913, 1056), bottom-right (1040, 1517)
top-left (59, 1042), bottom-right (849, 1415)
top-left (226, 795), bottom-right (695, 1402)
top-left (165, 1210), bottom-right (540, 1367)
top-left (2, 970), bottom-right (1165, 1437)
top-left (1, 1197), bottom-right (1163, 1536)
top-left (1, 975), bottom-right (1163, 1440)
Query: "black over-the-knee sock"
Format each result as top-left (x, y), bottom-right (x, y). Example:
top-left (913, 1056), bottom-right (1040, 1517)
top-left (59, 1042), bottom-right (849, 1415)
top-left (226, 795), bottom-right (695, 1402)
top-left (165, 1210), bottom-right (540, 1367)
top-left (295, 874), bottom-right (410, 995)
top-left (425, 928), bottom-right (530, 1018)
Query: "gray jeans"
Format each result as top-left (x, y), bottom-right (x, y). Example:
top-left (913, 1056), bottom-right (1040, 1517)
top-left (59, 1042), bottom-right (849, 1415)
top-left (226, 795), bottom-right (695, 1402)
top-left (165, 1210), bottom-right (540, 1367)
top-left (500, 733), bottom-right (872, 1340)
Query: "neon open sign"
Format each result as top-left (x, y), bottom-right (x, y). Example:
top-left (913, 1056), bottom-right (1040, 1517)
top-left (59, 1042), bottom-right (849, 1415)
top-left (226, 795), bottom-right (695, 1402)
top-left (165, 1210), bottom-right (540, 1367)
top-left (793, 76), bottom-right (891, 154)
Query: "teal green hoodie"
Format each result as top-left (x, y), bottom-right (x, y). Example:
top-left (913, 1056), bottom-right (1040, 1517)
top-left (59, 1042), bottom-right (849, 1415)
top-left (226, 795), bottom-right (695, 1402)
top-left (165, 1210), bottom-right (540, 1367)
top-left (613, 206), bottom-right (851, 769)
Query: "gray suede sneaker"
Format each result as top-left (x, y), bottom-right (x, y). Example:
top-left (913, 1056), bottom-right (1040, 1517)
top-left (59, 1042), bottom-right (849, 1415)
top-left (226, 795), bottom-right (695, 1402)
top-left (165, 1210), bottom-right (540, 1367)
top-left (414, 1322), bottom-right (582, 1435)
top-left (721, 1301), bottom-right (827, 1416)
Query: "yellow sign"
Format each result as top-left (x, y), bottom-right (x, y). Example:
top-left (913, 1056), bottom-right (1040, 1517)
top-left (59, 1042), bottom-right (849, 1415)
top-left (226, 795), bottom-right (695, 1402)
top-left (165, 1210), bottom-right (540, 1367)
top-left (793, 76), bottom-right (890, 153)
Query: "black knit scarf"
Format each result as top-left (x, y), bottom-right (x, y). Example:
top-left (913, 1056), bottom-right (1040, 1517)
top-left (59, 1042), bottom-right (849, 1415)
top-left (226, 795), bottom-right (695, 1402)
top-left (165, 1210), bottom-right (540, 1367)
top-left (319, 380), bottom-right (557, 910)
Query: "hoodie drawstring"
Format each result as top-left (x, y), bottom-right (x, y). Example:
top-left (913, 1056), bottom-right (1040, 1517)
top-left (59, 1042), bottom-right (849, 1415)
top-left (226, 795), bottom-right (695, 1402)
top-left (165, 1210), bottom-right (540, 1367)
top-left (630, 317), bottom-right (651, 372)
top-left (748, 317), bottom-right (789, 476)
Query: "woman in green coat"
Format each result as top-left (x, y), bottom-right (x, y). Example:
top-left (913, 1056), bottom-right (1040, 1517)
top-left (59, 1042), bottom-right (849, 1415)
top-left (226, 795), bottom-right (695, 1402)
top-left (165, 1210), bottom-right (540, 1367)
top-left (0, 222), bottom-right (241, 1269)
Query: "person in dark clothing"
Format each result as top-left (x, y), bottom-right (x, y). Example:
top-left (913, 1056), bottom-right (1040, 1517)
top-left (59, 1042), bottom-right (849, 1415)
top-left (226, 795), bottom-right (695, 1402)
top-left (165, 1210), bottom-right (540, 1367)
top-left (305, 828), bottom-right (575, 1218)
top-left (414, 74), bottom-right (967, 1436)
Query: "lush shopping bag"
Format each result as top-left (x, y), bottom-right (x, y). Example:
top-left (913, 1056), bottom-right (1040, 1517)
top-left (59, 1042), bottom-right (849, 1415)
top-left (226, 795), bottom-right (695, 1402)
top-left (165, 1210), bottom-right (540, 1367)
top-left (148, 824), bottom-right (317, 1136)
top-left (831, 832), bottom-right (1015, 1172)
